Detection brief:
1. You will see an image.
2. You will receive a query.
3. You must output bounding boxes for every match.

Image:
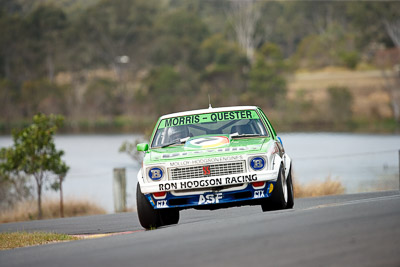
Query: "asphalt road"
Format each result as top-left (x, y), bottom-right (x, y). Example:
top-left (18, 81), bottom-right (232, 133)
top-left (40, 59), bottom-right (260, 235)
top-left (1, 190), bottom-right (400, 267)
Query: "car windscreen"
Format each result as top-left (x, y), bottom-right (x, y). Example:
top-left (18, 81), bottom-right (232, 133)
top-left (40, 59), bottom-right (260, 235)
top-left (151, 110), bottom-right (268, 148)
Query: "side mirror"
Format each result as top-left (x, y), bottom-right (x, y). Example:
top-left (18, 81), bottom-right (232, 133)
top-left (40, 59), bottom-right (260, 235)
top-left (137, 143), bottom-right (149, 152)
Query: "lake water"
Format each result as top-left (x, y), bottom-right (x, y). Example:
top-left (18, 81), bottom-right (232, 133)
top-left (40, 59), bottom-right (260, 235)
top-left (0, 133), bottom-right (399, 212)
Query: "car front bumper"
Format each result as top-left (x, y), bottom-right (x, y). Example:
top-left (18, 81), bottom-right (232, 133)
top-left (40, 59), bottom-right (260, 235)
top-left (139, 169), bottom-right (279, 194)
top-left (145, 180), bottom-right (277, 210)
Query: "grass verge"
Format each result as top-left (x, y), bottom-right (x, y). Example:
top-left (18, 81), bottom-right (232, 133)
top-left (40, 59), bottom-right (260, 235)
top-left (294, 176), bottom-right (345, 198)
top-left (0, 232), bottom-right (80, 250)
top-left (0, 198), bottom-right (106, 223)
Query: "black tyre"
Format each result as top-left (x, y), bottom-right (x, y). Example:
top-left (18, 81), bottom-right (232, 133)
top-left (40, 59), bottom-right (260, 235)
top-left (285, 165), bottom-right (294, 209)
top-left (261, 164), bottom-right (288, 212)
top-left (159, 208), bottom-right (180, 226)
top-left (136, 183), bottom-right (180, 229)
top-left (136, 183), bottom-right (161, 229)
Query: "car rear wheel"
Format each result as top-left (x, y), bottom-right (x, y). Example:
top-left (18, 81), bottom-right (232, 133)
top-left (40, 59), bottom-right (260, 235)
top-left (261, 164), bottom-right (287, 211)
top-left (286, 165), bottom-right (294, 209)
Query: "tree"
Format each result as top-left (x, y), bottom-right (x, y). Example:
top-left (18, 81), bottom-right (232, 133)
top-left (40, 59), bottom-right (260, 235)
top-left (143, 65), bottom-right (187, 115)
top-left (50, 161), bottom-right (69, 218)
top-left (380, 7), bottom-right (400, 126)
top-left (348, 2), bottom-right (400, 125)
top-left (0, 147), bottom-right (32, 210)
top-left (247, 43), bottom-right (289, 108)
top-left (384, 19), bottom-right (400, 48)
top-left (293, 24), bottom-right (359, 70)
top-left (27, 5), bottom-right (68, 82)
top-left (78, 0), bottom-right (160, 77)
top-left (327, 86), bottom-right (353, 124)
top-left (3, 113), bottom-right (69, 219)
top-left (0, 8), bottom-right (28, 83)
top-left (19, 79), bottom-right (71, 118)
top-left (0, 79), bottom-right (18, 123)
top-left (199, 34), bottom-right (248, 106)
top-left (82, 78), bottom-right (121, 117)
top-left (150, 9), bottom-right (209, 70)
top-left (226, 0), bottom-right (261, 64)
top-left (119, 138), bottom-right (146, 166)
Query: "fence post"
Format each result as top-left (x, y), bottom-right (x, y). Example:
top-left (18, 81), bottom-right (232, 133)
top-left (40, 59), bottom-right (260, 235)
top-left (113, 168), bottom-right (126, 213)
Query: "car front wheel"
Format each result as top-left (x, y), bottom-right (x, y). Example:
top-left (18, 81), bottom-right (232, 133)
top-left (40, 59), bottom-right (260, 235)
top-left (136, 183), bottom-right (161, 229)
top-left (136, 183), bottom-right (180, 229)
top-left (261, 164), bottom-right (288, 212)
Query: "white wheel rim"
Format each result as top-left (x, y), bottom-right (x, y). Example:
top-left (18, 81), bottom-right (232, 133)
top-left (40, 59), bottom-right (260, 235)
top-left (282, 168), bottom-right (288, 203)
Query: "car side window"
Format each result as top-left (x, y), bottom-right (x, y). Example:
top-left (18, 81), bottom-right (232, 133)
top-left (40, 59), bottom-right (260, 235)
top-left (257, 109), bottom-right (276, 139)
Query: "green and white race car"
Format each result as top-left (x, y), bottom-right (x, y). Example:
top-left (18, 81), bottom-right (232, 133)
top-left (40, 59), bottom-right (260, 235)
top-left (136, 106), bottom-right (294, 229)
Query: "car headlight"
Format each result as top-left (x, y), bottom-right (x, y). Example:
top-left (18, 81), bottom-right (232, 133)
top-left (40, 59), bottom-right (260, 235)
top-left (147, 167), bottom-right (165, 181)
top-left (249, 156), bottom-right (266, 171)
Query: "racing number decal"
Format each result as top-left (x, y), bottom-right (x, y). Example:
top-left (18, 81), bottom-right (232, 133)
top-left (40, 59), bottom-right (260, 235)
top-left (198, 193), bottom-right (223, 205)
top-left (186, 136), bottom-right (229, 149)
top-left (194, 137), bottom-right (220, 145)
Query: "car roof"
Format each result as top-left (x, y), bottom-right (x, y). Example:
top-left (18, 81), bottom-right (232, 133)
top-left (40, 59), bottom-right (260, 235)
top-left (159, 106), bottom-right (259, 119)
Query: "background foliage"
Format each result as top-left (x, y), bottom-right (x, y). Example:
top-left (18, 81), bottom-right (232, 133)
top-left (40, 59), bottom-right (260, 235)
top-left (0, 113), bottom-right (68, 218)
top-left (0, 0), bottom-right (399, 134)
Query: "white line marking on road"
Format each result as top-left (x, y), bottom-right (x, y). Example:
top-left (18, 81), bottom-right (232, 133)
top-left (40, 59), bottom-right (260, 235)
top-left (304, 194), bottom-right (400, 210)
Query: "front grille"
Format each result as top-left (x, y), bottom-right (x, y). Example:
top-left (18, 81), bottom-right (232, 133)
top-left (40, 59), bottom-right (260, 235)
top-left (172, 184), bottom-right (245, 194)
top-left (169, 161), bottom-right (246, 180)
